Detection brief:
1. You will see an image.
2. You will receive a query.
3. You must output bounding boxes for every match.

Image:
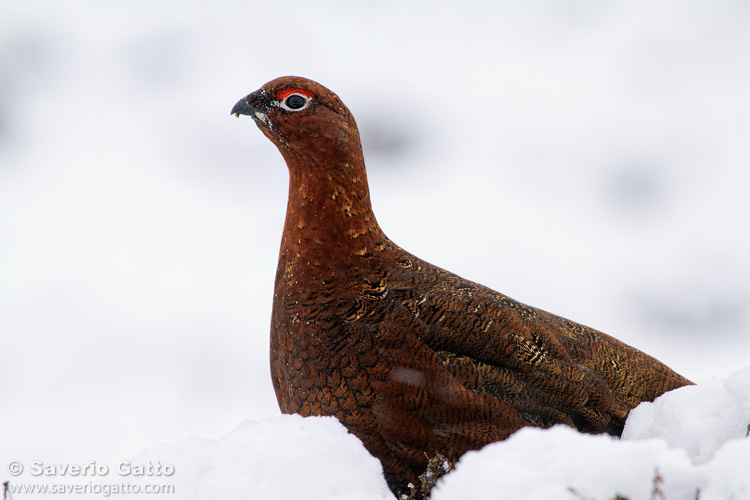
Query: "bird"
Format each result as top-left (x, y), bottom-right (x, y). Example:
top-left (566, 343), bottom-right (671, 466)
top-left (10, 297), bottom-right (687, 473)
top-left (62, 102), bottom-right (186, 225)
top-left (231, 76), bottom-right (692, 497)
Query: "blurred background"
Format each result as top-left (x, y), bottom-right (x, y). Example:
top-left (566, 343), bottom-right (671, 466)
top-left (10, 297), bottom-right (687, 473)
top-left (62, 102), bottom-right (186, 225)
top-left (1, 0), bottom-right (749, 470)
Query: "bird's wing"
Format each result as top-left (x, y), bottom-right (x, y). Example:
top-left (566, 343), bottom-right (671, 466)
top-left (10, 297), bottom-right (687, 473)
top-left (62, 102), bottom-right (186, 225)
top-left (396, 270), bottom-right (690, 434)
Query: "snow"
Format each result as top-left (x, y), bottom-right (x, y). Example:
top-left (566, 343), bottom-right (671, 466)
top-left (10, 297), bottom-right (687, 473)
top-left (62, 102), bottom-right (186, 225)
top-left (622, 365), bottom-right (750, 464)
top-left (1, 0), bottom-right (750, 498)
top-left (116, 415), bottom-right (394, 500)
top-left (434, 428), bottom-right (697, 500)
top-left (6, 415), bottom-right (393, 500)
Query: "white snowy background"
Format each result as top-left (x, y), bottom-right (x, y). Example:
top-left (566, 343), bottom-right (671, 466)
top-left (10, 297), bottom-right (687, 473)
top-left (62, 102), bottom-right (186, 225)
top-left (1, 1), bottom-right (749, 498)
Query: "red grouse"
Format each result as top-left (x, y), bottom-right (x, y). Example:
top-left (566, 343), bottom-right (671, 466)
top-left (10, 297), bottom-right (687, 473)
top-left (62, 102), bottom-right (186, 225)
top-left (231, 76), bottom-right (692, 496)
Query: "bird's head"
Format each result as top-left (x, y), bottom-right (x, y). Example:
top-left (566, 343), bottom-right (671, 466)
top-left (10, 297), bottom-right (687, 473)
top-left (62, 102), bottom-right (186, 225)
top-left (231, 76), bottom-right (360, 159)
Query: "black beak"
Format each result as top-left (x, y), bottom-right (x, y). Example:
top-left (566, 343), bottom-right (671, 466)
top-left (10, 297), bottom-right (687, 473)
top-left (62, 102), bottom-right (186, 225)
top-left (231, 96), bottom-right (256, 118)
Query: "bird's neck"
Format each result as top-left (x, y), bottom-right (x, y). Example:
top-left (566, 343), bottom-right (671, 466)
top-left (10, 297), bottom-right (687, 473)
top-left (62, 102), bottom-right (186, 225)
top-left (277, 151), bottom-right (386, 279)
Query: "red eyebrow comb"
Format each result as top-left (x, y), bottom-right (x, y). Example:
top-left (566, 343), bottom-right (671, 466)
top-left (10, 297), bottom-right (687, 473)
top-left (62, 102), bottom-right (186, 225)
top-left (275, 87), bottom-right (315, 100)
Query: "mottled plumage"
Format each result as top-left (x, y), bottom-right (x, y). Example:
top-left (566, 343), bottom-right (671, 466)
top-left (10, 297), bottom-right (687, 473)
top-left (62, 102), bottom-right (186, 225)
top-left (231, 76), bottom-right (692, 496)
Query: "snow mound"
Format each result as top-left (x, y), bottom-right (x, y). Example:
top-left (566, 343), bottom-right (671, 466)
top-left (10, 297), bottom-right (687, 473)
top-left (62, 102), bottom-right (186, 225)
top-left (622, 365), bottom-right (750, 464)
top-left (433, 424), bottom-right (750, 500)
top-left (433, 426), bottom-right (696, 500)
top-left (120, 415), bottom-right (393, 500)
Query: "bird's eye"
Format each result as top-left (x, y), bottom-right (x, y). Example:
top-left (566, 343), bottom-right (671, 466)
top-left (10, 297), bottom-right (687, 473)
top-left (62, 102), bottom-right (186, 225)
top-left (278, 93), bottom-right (311, 112)
top-left (285, 94), bottom-right (307, 109)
